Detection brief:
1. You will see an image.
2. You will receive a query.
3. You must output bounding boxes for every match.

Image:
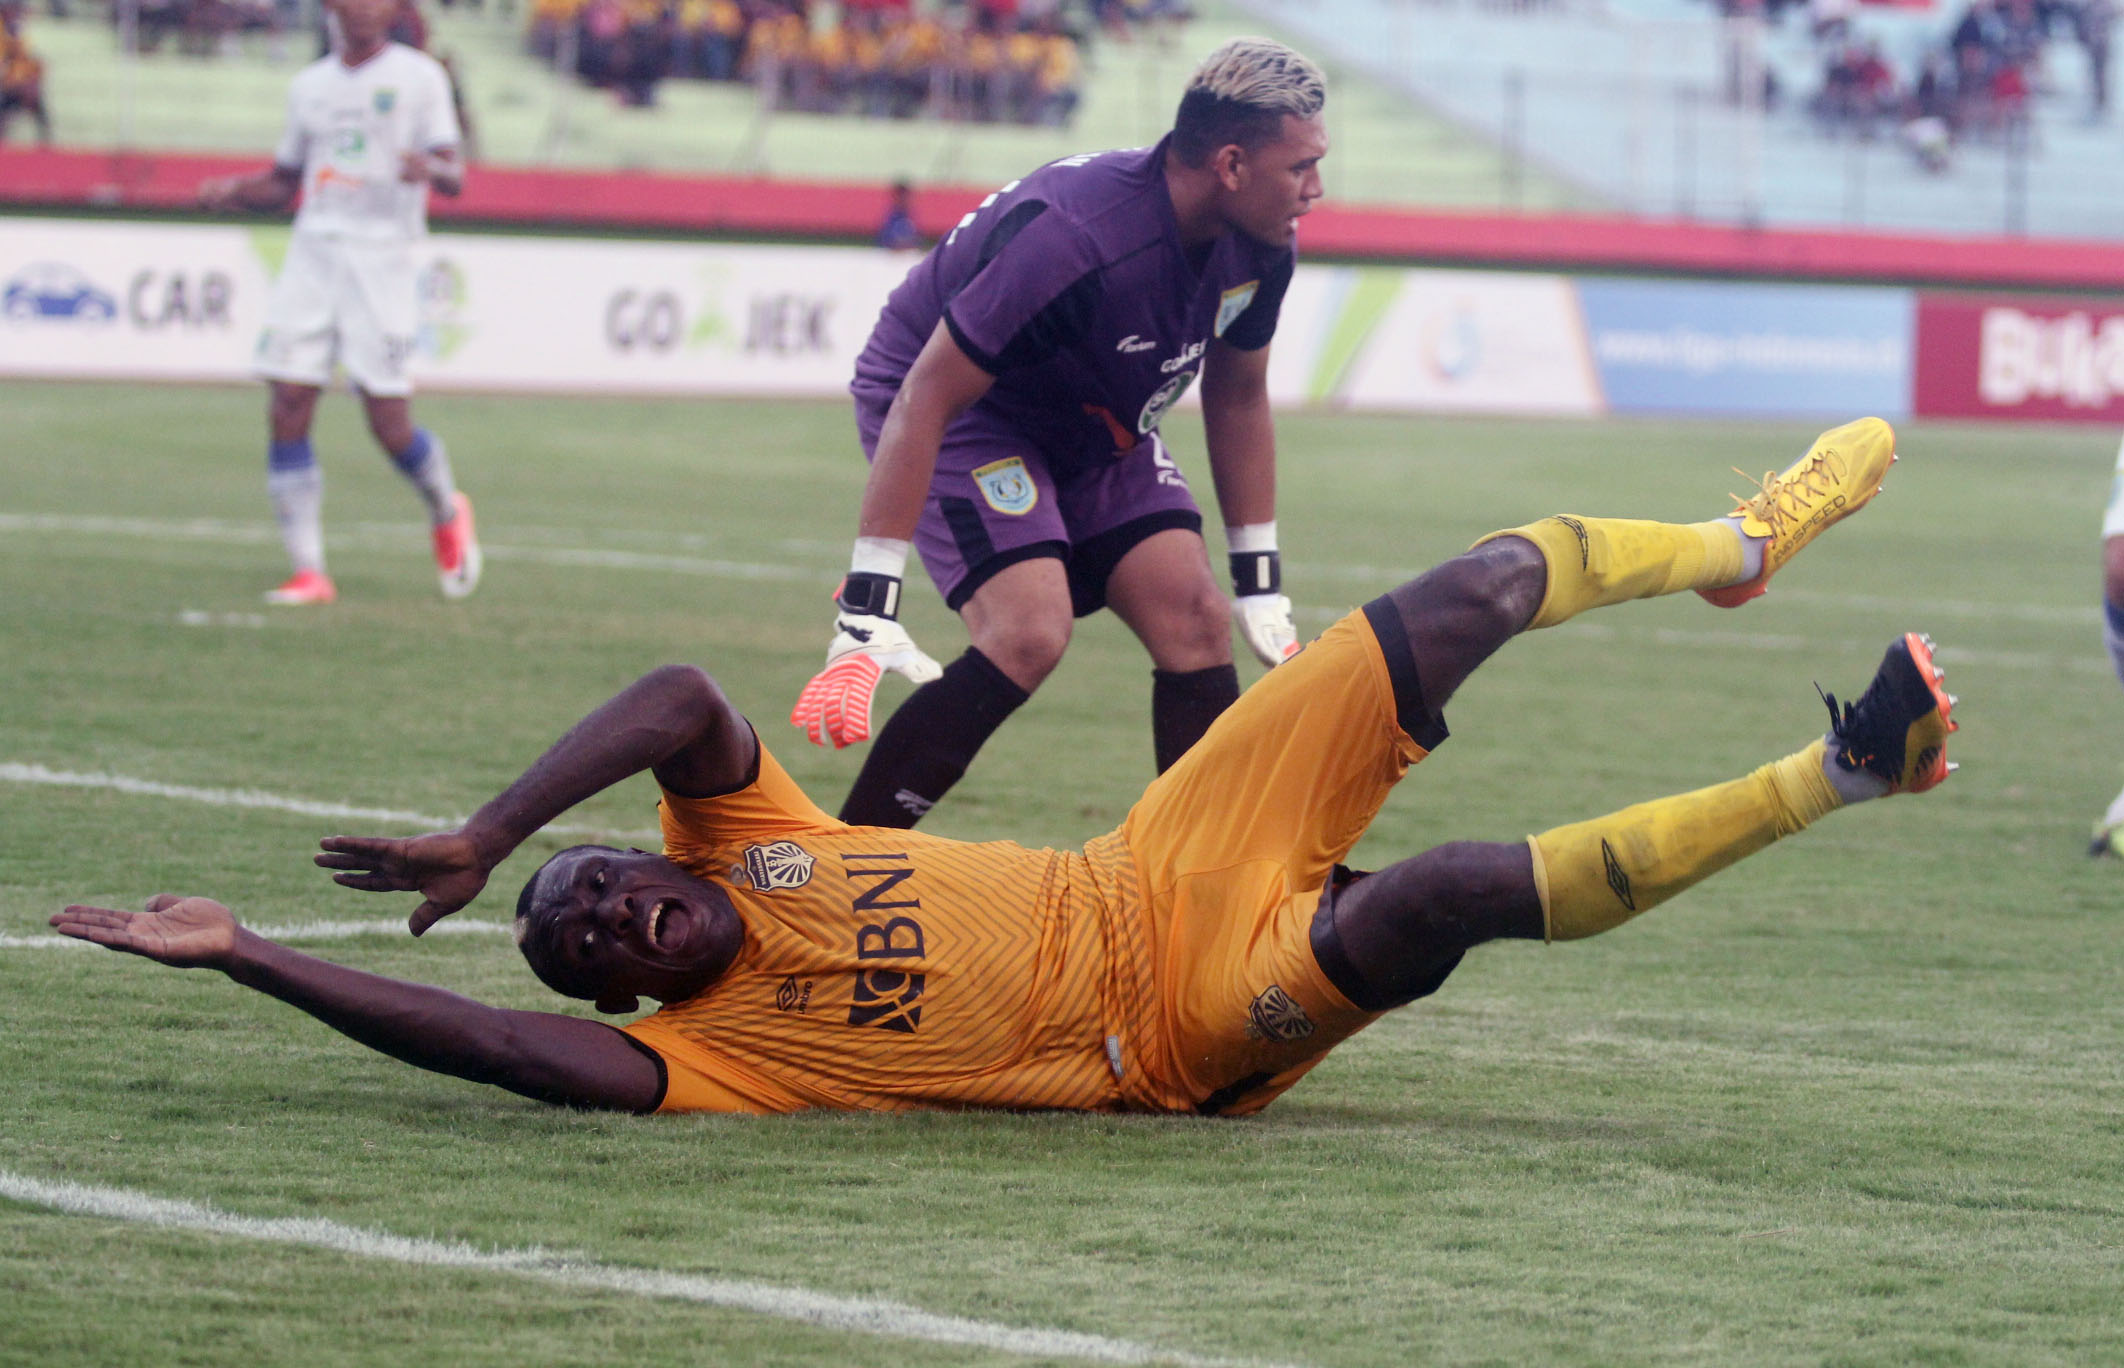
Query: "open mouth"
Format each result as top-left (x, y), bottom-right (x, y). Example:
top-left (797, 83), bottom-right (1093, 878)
top-left (646, 898), bottom-right (687, 954)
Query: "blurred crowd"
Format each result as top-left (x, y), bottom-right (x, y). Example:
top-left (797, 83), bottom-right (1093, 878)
top-left (1797, 0), bottom-right (2113, 168)
top-left (0, 0), bottom-right (51, 143)
top-left (525, 0), bottom-right (1143, 124)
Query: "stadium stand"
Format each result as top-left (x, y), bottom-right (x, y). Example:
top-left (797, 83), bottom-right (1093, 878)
top-left (1235, 0), bottom-right (2124, 236)
top-left (9, 0), bottom-right (1583, 207)
top-left (526, 0), bottom-right (1087, 127)
top-left (0, 1), bottom-right (54, 144)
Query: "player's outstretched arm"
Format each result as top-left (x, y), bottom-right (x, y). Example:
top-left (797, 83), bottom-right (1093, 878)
top-left (52, 896), bottom-right (661, 1111)
top-left (400, 145), bottom-right (463, 196)
top-left (197, 164), bottom-right (301, 215)
top-left (318, 664), bottom-right (756, 934)
top-left (792, 322), bottom-right (993, 746)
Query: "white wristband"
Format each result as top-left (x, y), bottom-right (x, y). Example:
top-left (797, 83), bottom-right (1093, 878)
top-left (850, 536), bottom-right (912, 578)
top-left (1227, 521), bottom-right (1278, 554)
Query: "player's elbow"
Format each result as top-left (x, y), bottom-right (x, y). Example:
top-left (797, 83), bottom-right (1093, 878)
top-left (638, 663), bottom-right (737, 733)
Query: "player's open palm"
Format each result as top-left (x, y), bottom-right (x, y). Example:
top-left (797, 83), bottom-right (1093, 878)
top-left (315, 830), bottom-right (489, 935)
top-left (51, 894), bottom-right (240, 969)
top-left (791, 613), bottom-right (943, 748)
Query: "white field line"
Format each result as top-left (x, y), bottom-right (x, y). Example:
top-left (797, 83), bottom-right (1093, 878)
top-left (0, 919), bottom-right (511, 950)
top-left (0, 1170), bottom-right (1293, 1368)
top-left (0, 762), bottom-right (658, 840)
top-left (2, 511), bottom-right (2098, 624)
top-left (0, 513), bottom-right (809, 582)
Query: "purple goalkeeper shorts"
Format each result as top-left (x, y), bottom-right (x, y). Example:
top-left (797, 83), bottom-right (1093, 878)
top-left (853, 384), bottom-right (1203, 616)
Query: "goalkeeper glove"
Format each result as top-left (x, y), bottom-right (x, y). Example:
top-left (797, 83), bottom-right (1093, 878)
top-left (1229, 541), bottom-right (1299, 666)
top-left (791, 568), bottom-right (943, 748)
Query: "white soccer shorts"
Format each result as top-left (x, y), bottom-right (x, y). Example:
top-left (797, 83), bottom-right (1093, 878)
top-left (254, 233), bottom-right (420, 398)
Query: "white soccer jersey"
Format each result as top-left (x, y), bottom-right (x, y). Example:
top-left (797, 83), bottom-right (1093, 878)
top-left (273, 43), bottom-right (461, 244)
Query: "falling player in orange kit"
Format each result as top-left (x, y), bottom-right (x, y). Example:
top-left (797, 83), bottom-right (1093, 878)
top-left (56, 420), bottom-right (1956, 1116)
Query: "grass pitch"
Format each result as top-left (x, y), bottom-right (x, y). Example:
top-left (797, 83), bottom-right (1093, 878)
top-left (3, 378), bottom-right (2122, 1365)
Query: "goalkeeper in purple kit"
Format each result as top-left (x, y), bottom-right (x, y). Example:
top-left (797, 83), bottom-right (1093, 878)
top-left (791, 37), bottom-right (1326, 828)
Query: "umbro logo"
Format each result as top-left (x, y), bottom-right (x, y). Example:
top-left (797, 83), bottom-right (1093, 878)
top-left (775, 975), bottom-right (814, 1013)
top-left (743, 841), bottom-right (816, 891)
top-left (1601, 838), bottom-right (1636, 911)
top-left (1115, 334), bottom-right (1157, 353)
top-left (1554, 515), bottom-right (1591, 571)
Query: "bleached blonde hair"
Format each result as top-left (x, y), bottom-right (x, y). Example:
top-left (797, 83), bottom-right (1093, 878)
top-left (1172, 38), bottom-right (1326, 166)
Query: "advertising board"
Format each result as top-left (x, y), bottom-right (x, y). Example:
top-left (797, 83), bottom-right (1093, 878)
top-left (1330, 269), bottom-right (1602, 415)
top-left (1914, 294), bottom-right (2124, 422)
top-left (1576, 278), bottom-right (1913, 418)
top-left (0, 220), bottom-right (915, 397)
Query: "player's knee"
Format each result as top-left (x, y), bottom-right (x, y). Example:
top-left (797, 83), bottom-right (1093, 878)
top-left (2103, 537), bottom-right (2124, 606)
top-left (1153, 582), bottom-right (1234, 668)
top-left (1387, 538), bottom-right (1545, 642)
top-left (267, 387), bottom-right (316, 435)
top-left (972, 614), bottom-right (1072, 688)
top-left (1339, 842), bottom-right (1540, 959)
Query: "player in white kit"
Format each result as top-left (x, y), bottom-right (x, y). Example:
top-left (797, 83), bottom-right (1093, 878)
top-left (2092, 435), bottom-right (2124, 854)
top-left (199, 0), bottom-right (481, 606)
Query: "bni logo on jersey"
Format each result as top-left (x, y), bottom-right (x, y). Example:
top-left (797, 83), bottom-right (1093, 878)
top-left (743, 841), bottom-right (816, 891)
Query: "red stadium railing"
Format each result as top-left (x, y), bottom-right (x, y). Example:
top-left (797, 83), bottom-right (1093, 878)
top-left (5, 146), bottom-right (2124, 290)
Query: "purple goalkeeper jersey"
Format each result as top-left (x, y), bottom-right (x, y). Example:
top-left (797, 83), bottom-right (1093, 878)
top-left (852, 137), bottom-right (1295, 476)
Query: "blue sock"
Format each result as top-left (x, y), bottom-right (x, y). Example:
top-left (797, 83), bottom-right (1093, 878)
top-left (389, 428), bottom-right (456, 524)
top-left (268, 437), bottom-right (315, 473)
top-left (2105, 598), bottom-right (2124, 689)
top-left (390, 428), bottom-right (432, 474)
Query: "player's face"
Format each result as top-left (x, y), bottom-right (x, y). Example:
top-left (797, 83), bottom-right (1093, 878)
top-left (520, 847), bottom-right (739, 1006)
top-left (330, 0), bottom-right (395, 49)
top-left (1224, 113), bottom-right (1328, 247)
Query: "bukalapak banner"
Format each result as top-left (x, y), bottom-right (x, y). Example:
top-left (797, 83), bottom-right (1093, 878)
top-left (1914, 293), bottom-right (2124, 423)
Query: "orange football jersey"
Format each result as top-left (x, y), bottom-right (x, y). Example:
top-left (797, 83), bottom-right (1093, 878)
top-left (624, 745), bottom-right (1142, 1112)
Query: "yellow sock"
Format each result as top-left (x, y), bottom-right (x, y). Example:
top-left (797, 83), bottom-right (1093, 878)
top-left (1476, 516), bottom-right (1745, 629)
top-left (1528, 740), bottom-right (1842, 941)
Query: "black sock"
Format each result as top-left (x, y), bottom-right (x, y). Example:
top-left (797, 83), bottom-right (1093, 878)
top-left (838, 648), bottom-right (1030, 828)
top-left (1151, 664), bottom-right (1240, 773)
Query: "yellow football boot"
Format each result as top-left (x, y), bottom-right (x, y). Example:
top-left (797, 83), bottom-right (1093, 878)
top-left (1700, 416), bottom-right (1898, 608)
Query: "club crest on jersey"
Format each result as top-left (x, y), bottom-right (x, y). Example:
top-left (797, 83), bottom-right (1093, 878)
top-left (1244, 984), bottom-right (1315, 1043)
top-left (973, 457), bottom-right (1038, 515)
top-left (373, 88), bottom-right (398, 114)
top-left (742, 841), bottom-right (816, 891)
top-left (1214, 281), bottom-right (1259, 338)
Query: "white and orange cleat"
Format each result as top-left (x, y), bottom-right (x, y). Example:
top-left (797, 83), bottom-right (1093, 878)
top-left (433, 491), bottom-right (483, 600)
top-left (264, 569), bottom-right (337, 606)
top-left (1701, 416), bottom-right (1898, 609)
